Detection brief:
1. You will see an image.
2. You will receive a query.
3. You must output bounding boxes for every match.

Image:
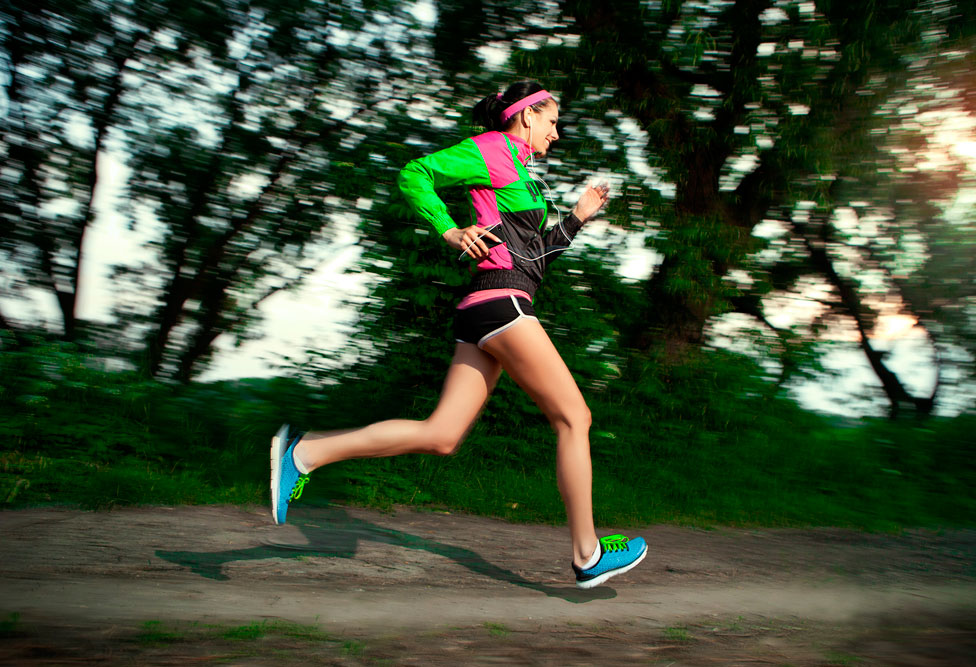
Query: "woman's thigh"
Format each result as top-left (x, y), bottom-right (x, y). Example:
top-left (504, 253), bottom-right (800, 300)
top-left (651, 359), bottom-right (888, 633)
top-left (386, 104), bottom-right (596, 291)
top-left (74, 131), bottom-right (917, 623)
top-left (481, 318), bottom-right (589, 429)
top-left (427, 343), bottom-right (503, 434)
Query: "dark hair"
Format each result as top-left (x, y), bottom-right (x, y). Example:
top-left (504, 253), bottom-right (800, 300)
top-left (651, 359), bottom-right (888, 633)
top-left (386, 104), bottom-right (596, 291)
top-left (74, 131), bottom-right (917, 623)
top-left (472, 80), bottom-right (552, 131)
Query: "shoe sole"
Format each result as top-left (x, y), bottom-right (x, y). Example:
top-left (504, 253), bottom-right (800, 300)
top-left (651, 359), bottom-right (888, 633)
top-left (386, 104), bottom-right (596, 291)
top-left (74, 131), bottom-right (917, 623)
top-left (575, 544), bottom-right (648, 589)
top-left (270, 423), bottom-right (289, 525)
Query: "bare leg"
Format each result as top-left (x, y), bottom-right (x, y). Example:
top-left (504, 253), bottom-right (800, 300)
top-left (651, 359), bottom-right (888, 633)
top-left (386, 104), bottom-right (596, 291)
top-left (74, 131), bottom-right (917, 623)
top-left (294, 343), bottom-right (501, 471)
top-left (481, 320), bottom-right (599, 569)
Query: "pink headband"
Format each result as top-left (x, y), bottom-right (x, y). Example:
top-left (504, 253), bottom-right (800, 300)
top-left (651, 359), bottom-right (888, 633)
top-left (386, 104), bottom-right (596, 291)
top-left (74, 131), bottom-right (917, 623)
top-left (499, 90), bottom-right (553, 124)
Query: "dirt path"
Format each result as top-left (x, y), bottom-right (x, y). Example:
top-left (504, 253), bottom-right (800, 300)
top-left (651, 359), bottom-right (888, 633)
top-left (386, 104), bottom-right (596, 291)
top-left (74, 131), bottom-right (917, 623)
top-left (1, 504), bottom-right (975, 665)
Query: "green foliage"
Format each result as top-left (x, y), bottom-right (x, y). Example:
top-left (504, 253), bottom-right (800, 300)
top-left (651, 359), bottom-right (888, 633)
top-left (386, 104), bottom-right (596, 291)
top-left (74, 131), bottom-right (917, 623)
top-left (2, 1), bottom-right (975, 527)
top-left (3, 0), bottom-right (973, 422)
top-left (1, 341), bottom-right (974, 528)
top-left (0, 453), bottom-right (255, 510)
top-left (519, 0), bottom-right (975, 415)
top-left (323, 349), bottom-right (976, 529)
top-left (0, 0), bottom-right (443, 380)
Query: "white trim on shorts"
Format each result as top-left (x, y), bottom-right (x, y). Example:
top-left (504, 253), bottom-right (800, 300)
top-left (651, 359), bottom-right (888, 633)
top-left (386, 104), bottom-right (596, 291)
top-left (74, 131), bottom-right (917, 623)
top-left (476, 295), bottom-right (538, 348)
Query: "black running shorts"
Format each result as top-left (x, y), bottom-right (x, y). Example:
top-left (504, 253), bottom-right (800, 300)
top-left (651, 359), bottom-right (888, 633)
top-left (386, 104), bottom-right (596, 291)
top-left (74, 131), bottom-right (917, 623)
top-left (453, 295), bottom-right (538, 348)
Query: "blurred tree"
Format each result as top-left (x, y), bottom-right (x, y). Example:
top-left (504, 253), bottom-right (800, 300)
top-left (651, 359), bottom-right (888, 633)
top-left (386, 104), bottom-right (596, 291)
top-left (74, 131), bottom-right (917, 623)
top-left (1, 0), bottom-right (439, 380)
top-left (3, 0), bottom-right (972, 421)
top-left (494, 0), bottom-right (976, 416)
top-left (335, 0), bottom-right (974, 419)
top-left (0, 0), bottom-right (215, 342)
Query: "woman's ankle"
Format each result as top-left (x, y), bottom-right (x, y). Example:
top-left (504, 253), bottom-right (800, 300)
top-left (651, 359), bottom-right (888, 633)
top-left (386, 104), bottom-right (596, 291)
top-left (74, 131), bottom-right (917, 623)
top-left (573, 540), bottom-right (600, 569)
top-left (292, 439), bottom-right (312, 474)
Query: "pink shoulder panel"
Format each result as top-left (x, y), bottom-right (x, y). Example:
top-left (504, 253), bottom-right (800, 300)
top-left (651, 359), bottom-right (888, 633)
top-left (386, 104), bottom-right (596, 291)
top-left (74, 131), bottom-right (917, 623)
top-left (471, 132), bottom-right (524, 188)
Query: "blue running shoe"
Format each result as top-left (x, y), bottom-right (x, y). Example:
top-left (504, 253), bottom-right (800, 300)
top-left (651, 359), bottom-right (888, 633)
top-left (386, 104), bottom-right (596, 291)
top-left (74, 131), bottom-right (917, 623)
top-left (270, 424), bottom-right (309, 525)
top-left (573, 534), bottom-right (647, 589)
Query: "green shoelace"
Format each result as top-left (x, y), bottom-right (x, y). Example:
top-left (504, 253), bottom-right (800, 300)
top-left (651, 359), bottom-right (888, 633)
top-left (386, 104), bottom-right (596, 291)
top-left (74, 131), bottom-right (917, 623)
top-left (600, 534), bottom-right (630, 552)
top-left (289, 475), bottom-right (310, 502)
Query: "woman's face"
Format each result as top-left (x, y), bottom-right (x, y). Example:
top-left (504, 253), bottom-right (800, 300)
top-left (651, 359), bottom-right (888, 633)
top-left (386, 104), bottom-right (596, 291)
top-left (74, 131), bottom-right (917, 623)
top-left (525, 100), bottom-right (559, 156)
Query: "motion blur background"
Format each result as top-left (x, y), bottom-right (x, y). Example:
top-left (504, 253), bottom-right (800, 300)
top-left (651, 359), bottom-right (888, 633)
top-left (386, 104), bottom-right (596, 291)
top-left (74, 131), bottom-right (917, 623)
top-left (1, 0), bottom-right (973, 526)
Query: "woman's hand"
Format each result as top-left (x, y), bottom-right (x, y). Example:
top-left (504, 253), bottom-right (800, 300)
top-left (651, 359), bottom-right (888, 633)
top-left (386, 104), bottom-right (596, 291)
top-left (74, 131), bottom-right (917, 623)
top-left (571, 183), bottom-right (610, 223)
top-left (443, 225), bottom-right (502, 261)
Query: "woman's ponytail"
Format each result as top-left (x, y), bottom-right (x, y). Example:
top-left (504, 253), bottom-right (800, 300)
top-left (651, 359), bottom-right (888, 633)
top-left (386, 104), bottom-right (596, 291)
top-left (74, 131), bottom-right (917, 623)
top-left (472, 94), bottom-right (506, 131)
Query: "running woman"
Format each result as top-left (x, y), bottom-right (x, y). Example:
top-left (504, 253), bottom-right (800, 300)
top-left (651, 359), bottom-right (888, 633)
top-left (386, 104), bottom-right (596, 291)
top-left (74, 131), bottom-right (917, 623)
top-left (271, 81), bottom-right (647, 589)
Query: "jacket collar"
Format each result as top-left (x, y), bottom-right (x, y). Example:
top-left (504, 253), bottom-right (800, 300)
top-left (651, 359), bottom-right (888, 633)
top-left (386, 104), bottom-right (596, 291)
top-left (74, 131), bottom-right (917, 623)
top-left (501, 132), bottom-right (533, 164)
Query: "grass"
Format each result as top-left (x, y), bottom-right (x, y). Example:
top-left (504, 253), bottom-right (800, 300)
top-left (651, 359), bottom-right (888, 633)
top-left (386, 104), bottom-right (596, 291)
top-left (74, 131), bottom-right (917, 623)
top-left (137, 619), bottom-right (337, 646)
top-left (126, 618), bottom-right (387, 663)
top-left (662, 626), bottom-right (693, 642)
top-left (823, 650), bottom-right (865, 665)
top-left (1, 451), bottom-right (262, 510)
top-left (341, 639), bottom-right (367, 657)
top-left (138, 620), bottom-right (184, 645)
top-left (222, 621), bottom-right (272, 641)
top-left (2, 341), bottom-right (974, 531)
top-left (484, 622), bottom-right (511, 638)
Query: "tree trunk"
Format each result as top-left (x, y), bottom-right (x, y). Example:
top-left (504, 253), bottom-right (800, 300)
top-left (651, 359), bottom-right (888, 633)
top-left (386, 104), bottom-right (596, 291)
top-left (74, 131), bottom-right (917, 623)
top-left (797, 220), bottom-right (936, 417)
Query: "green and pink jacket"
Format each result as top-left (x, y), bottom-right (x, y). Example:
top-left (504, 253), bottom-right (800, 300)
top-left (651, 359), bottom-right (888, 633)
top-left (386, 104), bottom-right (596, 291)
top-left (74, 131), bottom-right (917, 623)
top-left (398, 131), bottom-right (584, 300)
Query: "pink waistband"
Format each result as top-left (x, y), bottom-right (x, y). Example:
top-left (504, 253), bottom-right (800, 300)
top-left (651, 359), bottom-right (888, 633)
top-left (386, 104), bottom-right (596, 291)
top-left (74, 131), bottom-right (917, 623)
top-left (457, 289), bottom-right (532, 310)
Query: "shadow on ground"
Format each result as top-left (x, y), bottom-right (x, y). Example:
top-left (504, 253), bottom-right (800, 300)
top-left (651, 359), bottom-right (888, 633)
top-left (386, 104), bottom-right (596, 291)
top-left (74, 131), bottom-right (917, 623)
top-left (156, 506), bottom-right (614, 604)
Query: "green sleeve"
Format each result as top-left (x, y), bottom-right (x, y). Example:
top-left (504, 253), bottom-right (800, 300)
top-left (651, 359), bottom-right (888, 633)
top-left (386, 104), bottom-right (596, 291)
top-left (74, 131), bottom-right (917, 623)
top-left (397, 138), bottom-right (492, 236)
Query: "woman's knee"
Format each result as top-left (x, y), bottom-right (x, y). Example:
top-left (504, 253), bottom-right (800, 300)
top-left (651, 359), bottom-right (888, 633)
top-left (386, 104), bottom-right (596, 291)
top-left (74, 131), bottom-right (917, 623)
top-left (428, 435), bottom-right (463, 456)
top-left (421, 420), bottom-right (468, 456)
top-left (548, 401), bottom-right (592, 435)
